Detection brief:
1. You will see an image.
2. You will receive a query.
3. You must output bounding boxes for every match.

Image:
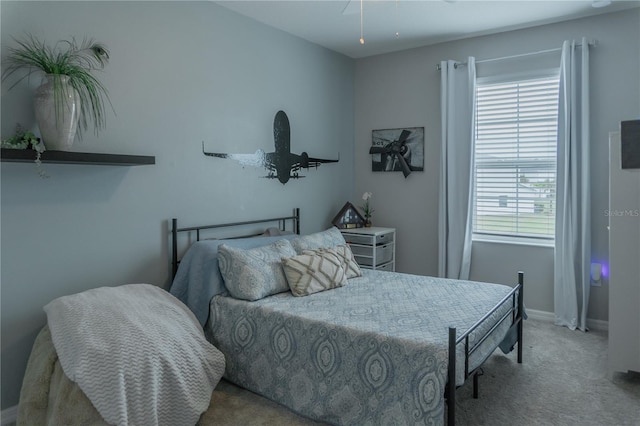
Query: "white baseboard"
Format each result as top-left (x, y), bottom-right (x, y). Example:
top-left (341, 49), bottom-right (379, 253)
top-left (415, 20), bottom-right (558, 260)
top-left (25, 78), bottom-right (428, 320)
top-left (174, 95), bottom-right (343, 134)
top-left (526, 308), bottom-right (609, 332)
top-left (1, 405), bottom-right (18, 426)
top-left (587, 317), bottom-right (609, 332)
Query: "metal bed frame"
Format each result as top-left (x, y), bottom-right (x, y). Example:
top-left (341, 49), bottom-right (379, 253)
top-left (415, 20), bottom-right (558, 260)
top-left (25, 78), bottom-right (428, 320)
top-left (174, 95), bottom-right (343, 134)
top-left (169, 208), bottom-right (524, 426)
top-left (446, 271), bottom-right (524, 426)
top-left (171, 208), bottom-right (300, 278)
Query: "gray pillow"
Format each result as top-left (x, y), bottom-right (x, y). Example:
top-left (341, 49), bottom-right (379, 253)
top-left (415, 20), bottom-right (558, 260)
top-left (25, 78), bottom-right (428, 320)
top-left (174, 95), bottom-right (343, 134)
top-left (290, 226), bottom-right (346, 254)
top-left (218, 239), bottom-right (296, 301)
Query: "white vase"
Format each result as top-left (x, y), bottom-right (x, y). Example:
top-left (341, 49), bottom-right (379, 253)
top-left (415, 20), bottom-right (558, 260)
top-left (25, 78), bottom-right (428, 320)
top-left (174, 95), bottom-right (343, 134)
top-left (34, 74), bottom-right (80, 151)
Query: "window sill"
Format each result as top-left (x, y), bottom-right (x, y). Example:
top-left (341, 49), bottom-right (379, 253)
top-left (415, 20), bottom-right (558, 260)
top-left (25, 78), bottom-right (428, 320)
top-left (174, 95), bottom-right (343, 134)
top-left (472, 234), bottom-right (554, 248)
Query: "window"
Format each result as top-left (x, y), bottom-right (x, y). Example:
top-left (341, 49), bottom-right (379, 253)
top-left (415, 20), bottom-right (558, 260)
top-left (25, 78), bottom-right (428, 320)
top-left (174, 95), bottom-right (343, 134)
top-left (473, 71), bottom-right (559, 243)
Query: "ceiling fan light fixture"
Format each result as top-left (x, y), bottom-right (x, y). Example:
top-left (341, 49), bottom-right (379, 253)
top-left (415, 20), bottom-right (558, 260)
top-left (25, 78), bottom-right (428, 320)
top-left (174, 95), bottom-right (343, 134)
top-left (394, 0), bottom-right (400, 39)
top-left (359, 0), bottom-right (365, 45)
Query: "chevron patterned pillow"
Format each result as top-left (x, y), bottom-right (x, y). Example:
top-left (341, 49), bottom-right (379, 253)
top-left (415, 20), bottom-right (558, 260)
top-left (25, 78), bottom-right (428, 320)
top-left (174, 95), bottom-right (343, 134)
top-left (303, 244), bottom-right (362, 279)
top-left (282, 249), bottom-right (347, 297)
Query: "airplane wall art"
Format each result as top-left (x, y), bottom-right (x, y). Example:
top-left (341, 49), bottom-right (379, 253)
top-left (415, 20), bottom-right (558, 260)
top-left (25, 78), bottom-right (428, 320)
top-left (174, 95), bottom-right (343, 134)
top-left (202, 110), bottom-right (339, 184)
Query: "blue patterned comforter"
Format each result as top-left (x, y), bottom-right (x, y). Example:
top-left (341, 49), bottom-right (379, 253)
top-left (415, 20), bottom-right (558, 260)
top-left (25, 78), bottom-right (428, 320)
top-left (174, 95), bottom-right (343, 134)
top-left (205, 269), bottom-right (516, 426)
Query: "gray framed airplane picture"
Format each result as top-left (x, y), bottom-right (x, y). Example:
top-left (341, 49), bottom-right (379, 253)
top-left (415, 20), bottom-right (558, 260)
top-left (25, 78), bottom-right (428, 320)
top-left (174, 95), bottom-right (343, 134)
top-left (370, 127), bottom-right (424, 178)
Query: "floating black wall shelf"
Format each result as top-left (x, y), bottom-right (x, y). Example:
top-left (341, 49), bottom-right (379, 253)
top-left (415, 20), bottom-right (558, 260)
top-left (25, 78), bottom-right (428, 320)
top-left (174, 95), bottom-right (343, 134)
top-left (0, 149), bottom-right (155, 166)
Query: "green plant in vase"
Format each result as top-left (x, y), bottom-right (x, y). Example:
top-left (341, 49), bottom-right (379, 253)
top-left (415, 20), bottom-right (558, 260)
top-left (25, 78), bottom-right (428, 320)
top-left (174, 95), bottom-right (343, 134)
top-left (2, 34), bottom-right (112, 150)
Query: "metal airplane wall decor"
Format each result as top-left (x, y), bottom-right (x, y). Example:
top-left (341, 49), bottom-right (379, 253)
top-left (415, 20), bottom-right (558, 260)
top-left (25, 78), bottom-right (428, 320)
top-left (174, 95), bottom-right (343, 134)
top-left (202, 110), bottom-right (339, 184)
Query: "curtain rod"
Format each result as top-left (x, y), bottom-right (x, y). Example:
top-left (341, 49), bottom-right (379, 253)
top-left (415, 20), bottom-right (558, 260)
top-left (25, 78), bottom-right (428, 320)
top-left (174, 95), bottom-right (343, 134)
top-left (435, 39), bottom-right (598, 71)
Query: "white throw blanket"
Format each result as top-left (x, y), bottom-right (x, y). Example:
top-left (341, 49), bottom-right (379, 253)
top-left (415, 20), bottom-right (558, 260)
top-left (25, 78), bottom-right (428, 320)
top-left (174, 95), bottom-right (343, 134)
top-left (44, 283), bottom-right (225, 426)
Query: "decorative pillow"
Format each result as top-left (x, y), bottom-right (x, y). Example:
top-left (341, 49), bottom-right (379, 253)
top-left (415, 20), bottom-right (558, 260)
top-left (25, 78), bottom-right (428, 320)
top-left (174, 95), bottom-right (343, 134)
top-left (218, 239), bottom-right (296, 301)
top-left (282, 249), bottom-right (347, 297)
top-left (290, 226), bottom-right (346, 254)
top-left (303, 244), bottom-right (362, 279)
top-left (171, 235), bottom-right (297, 326)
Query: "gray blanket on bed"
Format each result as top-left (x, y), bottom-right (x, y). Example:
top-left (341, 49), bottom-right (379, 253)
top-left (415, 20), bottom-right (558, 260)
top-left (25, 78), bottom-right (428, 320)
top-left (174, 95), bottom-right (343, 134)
top-left (206, 269), bottom-right (515, 426)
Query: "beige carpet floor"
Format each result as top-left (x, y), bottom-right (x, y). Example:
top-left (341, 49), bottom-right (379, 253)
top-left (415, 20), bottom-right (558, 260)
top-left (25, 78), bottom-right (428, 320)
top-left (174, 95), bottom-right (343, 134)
top-left (198, 319), bottom-right (640, 426)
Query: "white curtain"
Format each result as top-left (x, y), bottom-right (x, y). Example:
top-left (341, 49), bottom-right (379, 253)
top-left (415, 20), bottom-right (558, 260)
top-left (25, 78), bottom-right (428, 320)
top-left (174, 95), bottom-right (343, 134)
top-left (554, 38), bottom-right (591, 331)
top-left (438, 57), bottom-right (476, 280)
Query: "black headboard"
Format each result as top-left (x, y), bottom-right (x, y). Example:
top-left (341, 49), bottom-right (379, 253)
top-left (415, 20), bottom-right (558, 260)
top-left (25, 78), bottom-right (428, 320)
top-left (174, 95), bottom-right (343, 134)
top-left (171, 208), bottom-right (300, 278)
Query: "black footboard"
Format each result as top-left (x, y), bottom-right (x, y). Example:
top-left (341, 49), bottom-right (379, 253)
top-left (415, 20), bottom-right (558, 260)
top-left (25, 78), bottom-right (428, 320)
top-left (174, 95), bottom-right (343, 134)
top-left (446, 271), bottom-right (524, 426)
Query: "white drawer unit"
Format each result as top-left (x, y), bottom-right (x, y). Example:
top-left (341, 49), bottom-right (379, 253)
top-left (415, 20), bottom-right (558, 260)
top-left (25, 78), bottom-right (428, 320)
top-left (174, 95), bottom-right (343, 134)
top-left (340, 227), bottom-right (395, 271)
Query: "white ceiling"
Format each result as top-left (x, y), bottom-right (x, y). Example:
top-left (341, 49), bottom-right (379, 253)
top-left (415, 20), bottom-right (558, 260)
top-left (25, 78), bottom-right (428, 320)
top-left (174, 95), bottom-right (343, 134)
top-left (216, 0), bottom-right (640, 58)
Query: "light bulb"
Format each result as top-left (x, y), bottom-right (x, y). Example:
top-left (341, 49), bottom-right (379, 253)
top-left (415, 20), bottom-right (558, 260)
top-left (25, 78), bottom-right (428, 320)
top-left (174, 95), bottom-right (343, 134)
top-left (359, 0), bottom-right (364, 45)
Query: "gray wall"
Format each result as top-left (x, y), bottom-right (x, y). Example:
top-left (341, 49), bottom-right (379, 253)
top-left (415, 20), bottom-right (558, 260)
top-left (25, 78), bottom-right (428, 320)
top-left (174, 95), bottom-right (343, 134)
top-left (0, 1), bottom-right (355, 409)
top-left (354, 10), bottom-right (640, 322)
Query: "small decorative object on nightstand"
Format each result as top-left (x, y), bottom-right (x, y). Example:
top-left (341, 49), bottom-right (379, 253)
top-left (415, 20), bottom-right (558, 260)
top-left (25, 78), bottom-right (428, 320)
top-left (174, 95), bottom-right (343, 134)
top-left (340, 227), bottom-right (395, 271)
top-left (332, 202), bottom-right (366, 229)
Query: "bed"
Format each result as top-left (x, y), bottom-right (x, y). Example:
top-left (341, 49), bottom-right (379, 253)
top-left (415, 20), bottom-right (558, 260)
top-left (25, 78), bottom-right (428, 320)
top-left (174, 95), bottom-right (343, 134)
top-left (16, 209), bottom-right (522, 425)
top-left (169, 208), bottom-right (524, 426)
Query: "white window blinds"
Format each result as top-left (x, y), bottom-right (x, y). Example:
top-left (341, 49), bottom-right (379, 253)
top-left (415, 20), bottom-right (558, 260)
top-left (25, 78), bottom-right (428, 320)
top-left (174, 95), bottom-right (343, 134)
top-left (473, 73), bottom-right (559, 241)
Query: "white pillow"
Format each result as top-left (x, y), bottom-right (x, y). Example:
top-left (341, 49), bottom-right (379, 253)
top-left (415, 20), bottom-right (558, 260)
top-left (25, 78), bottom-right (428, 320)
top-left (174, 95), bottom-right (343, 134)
top-left (303, 244), bottom-right (362, 279)
top-left (218, 239), bottom-right (296, 301)
top-left (282, 248), bottom-right (347, 297)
